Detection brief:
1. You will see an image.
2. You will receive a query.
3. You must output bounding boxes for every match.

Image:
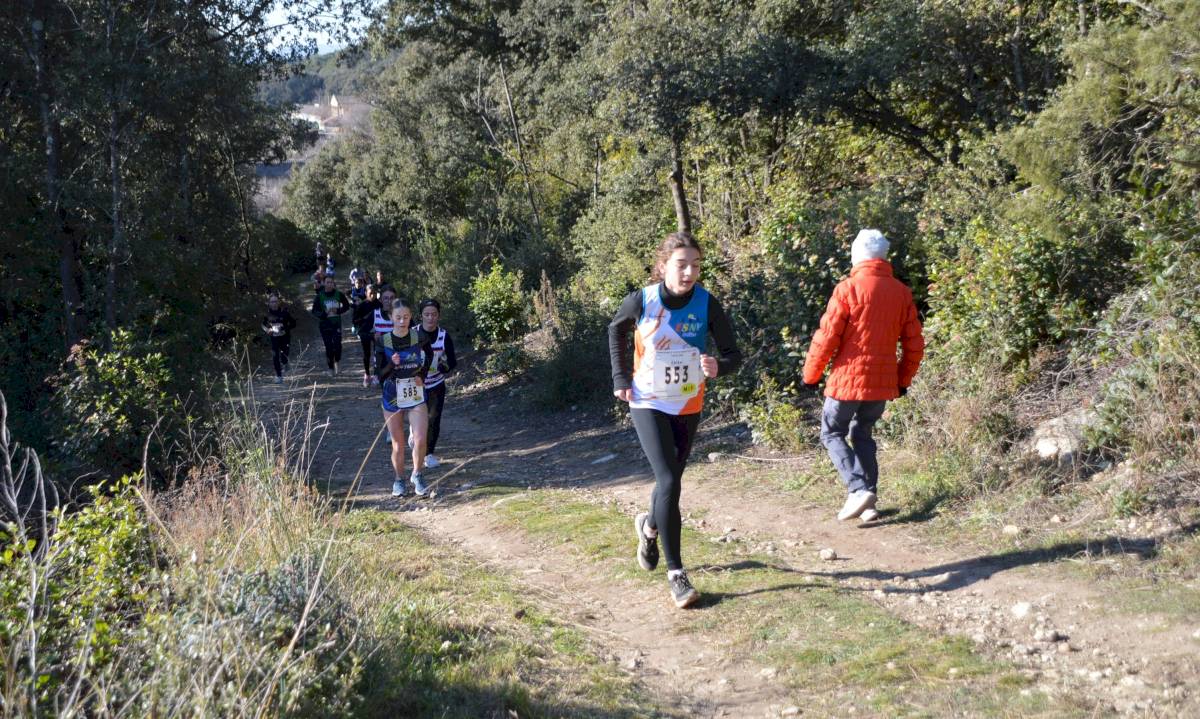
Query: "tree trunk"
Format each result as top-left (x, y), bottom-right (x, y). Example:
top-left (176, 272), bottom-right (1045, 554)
top-left (105, 107), bottom-right (123, 343)
top-left (668, 139), bottom-right (691, 234)
top-left (593, 140), bottom-right (601, 204)
top-left (499, 61), bottom-right (542, 240)
top-left (1011, 6), bottom-right (1030, 114)
top-left (30, 11), bottom-right (81, 351)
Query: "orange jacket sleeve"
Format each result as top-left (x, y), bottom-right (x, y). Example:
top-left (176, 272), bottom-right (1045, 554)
top-left (803, 285), bottom-right (849, 385)
top-left (898, 295), bottom-right (925, 388)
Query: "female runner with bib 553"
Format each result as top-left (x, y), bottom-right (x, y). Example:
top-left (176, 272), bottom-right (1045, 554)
top-left (608, 232), bottom-right (742, 608)
top-left (376, 298), bottom-right (434, 498)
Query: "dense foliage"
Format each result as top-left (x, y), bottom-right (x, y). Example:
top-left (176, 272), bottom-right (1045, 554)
top-left (0, 0), bottom-right (364, 479)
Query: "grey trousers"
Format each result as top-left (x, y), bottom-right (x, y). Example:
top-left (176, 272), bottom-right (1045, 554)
top-left (820, 397), bottom-right (887, 494)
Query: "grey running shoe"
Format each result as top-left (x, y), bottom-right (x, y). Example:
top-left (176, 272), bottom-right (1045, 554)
top-left (669, 572), bottom-right (699, 608)
top-left (412, 473), bottom-right (428, 497)
top-left (634, 513), bottom-right (659, 571)
top-left (391, 479), bottom-right (407, 497)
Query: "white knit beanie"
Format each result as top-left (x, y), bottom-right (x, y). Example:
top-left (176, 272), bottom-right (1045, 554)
top-left (851, 229), bottom-right (890, 266)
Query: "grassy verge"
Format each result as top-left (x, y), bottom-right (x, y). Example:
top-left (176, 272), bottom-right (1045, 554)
top-left (331, 510), bottom-right (664, 718)
top-left (485, 486), bottom-right (1093, 717)
top-left (0, 389), bottom-right (663, 718)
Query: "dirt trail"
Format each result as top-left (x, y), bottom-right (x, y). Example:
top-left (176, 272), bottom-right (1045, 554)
top-left (264, 307), bottom-right (1197, 717)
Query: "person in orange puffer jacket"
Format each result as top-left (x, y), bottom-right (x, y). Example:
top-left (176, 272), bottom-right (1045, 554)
top-left (802, 229), bottom-right (925, 522)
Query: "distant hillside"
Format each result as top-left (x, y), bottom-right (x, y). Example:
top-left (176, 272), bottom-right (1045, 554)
top-left (260, 49), bottom-right (397, 107)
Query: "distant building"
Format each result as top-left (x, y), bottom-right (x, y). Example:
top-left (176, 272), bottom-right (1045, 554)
top-left (290, 94), bottom-right (364, 136)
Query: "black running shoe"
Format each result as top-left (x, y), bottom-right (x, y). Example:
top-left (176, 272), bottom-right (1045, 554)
top-left (634, 513), bottom-right (659, 571)
top-left (668, 571), bottom-right (699, 608)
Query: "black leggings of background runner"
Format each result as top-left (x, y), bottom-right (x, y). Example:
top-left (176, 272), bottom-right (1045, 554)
top-left (630, 407), bottom-right (699, 572)
top-left (359, 332), bottom-right (374, 375)
top-left (270, 336), bottom-right (291, 377)
top-left (319, 326), bottom-right (342, 369)
top-left (425, 382), bottom-right (447, 454)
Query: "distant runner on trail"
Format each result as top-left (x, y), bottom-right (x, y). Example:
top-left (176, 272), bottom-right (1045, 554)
top-left (608, 231), bottom-right (742, 609)
top-left (417, 298), bottom-right (458, 469)
top-left (351, 283), bottom-right (378, 387)
top-left (802, 229), bottom-right (925, 523)
top-left (376, 298), bottom-right (434, 497)
top-left (350, 274), bottom-right (368, 307)
top-left (261, 292), bottom-right (297, 383)
top-left (310, 274), bottom-right (351, 377)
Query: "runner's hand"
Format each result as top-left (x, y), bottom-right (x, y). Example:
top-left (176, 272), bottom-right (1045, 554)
top-left (613, 389), bottom-right (632, 403)
top-left (414, 375), bottom-right (424, 388)
top-left (391, 352), bottom-right (402, 365)
top-left (700, 354), bottom-right (718, 379)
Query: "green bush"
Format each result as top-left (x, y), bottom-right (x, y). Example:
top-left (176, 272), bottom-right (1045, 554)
top-left (1084, 254), bottom-right (1200, 467)
top-left (1, 478), bottom-right (157, 703)
top-left (484, 341), bottom-right (533, 378)
top-left (741, 376), bottom-right (810, 454)
top-left (50, 329), bottom-right (186, 477)
top-left (469, 264), bottom-right (527, 344)
top-left (531, 294), bottom-right (613, 409)
top-left (924, 217), bottom-right (1111, 370)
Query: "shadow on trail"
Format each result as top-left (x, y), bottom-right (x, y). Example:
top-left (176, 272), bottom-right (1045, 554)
top-left (814, 522), bottom-right (1200, 593)
top-left (688, 560), bottom-right (835, 608)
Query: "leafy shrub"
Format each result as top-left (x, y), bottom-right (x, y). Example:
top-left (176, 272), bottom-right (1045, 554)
top-left (484, 341), bottom-right (533, 378)
top-left (1, 478), bottom-right (157, 706)
top-left (1084, 254), bottom-right (1200, 472)
top-left (531, 294), bottom-right (613, 409)
top-left (469, 264), bottom-right (527, 344)
top-left (924, 217), bottom-right (1117, 369)
top-left (740, 376), bottom-right (810, 453)
top-left (50, 329), bottom-right (185, 477)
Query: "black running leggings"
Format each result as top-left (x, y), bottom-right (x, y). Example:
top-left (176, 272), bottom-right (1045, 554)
top-left (359, 332), bottom-right (374, 375)
top-left (425, 382), bottom-right (447, 454)
top-left (270, 336), bottom-right (291, 377)
top-left (630, 407), bottom-right (700, 571)
top-left (319, 326), bottom-right (342, 369)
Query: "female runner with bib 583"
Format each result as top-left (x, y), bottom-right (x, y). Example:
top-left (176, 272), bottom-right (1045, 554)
top-left (608, 232), bottom-right (742, 608)
top-left (376, 298), bottom-right (434, 498)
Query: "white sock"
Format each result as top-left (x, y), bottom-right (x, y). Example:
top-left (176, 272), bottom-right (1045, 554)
top-left (667, 569), bottom-right (685, 580)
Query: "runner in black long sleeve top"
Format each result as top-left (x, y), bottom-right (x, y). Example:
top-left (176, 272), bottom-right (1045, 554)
top-left (261, 295), bottom-right (297, 381)
top-left (311, 275), bottom-right (351, 374)
top-left (417, 298), bottom-right (458, 467)
top-left (606, 232), bottom-right (742, 609)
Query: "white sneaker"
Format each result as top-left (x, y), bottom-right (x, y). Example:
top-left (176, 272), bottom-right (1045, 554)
top-left (837, 490), bottom-right (877, 521)
top-left (362, 374), bottom-right (370, 388)
top-left (274, 375), bottom-right (283, 384)
top-left (407, 432), bottom-right (414, 450)
top-left (860, 507), bottom-right (880, 522)
top-left (333, 361), bottom-right (339, 376)
top-left (424, 454), bottom-right (440, 469)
